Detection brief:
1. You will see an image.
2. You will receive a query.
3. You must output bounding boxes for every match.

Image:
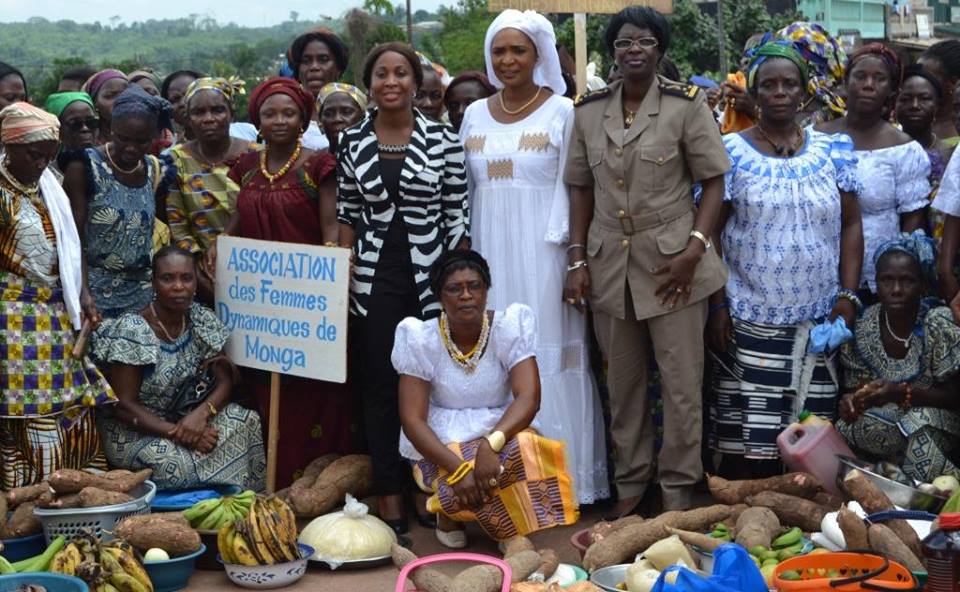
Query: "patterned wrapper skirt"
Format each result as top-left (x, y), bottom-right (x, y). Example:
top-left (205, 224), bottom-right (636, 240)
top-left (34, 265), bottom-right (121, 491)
top-left (0, 271), bottom-right (115, 488)
top-left (709, 318), bottom-right (839, 459)
top-left (413, 430), bottom-right (579, 541)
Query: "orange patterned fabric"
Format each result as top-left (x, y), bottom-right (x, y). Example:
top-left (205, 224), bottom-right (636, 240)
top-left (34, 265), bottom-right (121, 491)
top-left (414, 429), bottom-right (579, 540)
top-left (0, 102), bottom-right (59, 145)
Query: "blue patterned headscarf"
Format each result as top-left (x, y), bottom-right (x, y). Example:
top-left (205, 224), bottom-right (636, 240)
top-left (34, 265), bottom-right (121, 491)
top-left (873, 230), bottom-right (937, 285)
top-left (112, 84), bottom-right (173, 131)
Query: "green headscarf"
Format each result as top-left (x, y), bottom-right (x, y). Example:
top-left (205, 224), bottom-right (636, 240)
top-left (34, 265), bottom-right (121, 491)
top-left (43, 92), bottom-right (95, 118)
top-left (747, 42), bottom-right (809, 91)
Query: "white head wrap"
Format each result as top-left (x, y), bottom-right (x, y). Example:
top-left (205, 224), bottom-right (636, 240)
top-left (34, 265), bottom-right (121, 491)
top-left (484, 10), bottom-right (567, 96)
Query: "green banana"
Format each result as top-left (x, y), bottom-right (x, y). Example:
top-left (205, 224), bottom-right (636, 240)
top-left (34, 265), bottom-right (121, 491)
top-left (183, 497), bottom-right (221, 523)
top-left (197, 504), bottom-right (226, 530)
top-left (776, 541), bottom-right (805, 561)
top-left (773, 526), bottom-right (803, 549)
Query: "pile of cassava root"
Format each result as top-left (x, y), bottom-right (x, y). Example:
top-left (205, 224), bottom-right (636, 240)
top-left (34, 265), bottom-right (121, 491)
top-left (0, 469), bottom-right (152, 540)
top-left (280, 454), bottom-right (373, 517)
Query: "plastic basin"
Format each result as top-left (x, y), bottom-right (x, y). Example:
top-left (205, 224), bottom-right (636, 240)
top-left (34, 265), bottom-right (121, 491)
top-left (570, 527), bottom-right (591, 560)
top-left (0, 573), bottom-right (89, 591)
top-left (144, 543), bottom-right (206, 592)
top-left (0, 532), bottom-right (46, 562)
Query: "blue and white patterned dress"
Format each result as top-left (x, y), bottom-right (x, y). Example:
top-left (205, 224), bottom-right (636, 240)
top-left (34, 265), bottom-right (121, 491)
top-left (81, 148), bottom-right (156, 319)
top-left (709, 131), bottom-right (862, 459)
top-left (92, 304), bottom-right (266, 490)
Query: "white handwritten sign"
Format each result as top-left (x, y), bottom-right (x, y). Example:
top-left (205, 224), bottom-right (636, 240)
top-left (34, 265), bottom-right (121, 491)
top-left (214, 236), bottom-right (349, 383)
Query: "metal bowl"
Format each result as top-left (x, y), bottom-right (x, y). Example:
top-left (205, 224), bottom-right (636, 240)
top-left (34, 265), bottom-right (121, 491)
top-left (590, 564), bottom-right (629, 592)
top-left (836, 455), bottom-right (948, 513)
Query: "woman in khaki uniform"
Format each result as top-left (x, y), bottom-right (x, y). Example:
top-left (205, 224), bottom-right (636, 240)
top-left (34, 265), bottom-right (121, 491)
top-left (564, 6), bottom-right (729, 515)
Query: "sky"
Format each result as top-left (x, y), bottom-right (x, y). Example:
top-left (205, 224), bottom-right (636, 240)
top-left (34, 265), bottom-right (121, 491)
top-left (0, 0), bottom-right (447, 27)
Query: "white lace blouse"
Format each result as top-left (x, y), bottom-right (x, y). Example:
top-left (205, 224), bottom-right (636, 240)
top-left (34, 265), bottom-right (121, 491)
top-left (390, 303), bottom-right (538, 461)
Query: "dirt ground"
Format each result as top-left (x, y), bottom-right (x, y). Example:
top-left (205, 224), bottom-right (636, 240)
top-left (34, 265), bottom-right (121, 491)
top-left (182, 504), bottom-right (604, 591)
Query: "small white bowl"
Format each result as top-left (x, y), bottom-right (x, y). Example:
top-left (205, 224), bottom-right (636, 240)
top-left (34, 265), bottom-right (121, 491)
top-left (219, 543), bottom-right (313, 589)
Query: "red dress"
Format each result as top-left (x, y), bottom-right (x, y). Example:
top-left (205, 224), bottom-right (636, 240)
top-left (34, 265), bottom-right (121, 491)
top-left (229, 150), bottom-right (361, 488)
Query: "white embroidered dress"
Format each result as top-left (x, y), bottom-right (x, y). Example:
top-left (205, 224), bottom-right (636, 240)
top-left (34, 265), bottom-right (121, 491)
top-left (458, 95), bottom-right (609, 504)
top-left (807, 131), bottom-right (930, 292)
top-left (391, 303), bottom-right (539, 461)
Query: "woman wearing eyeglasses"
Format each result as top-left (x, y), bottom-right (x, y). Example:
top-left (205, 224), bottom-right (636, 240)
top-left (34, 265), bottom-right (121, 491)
top-left (44, 92), bottom-right (100, 152)
top-left (565, 6), bottom-right (729, 516)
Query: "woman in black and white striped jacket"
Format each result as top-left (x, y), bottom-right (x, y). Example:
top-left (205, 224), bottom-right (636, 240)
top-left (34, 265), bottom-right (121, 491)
top-left (336, 42), bottom-right (469, 534)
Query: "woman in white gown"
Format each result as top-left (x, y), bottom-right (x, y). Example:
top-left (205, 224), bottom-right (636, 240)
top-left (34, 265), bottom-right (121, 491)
top-left (459, 9), bottom-right (609, 504)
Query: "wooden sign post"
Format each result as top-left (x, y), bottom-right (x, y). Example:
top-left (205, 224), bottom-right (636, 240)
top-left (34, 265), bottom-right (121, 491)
top-left (488, 0), bottom-right (673, 95)
top-left (214, 236), bottom-right (350, 492)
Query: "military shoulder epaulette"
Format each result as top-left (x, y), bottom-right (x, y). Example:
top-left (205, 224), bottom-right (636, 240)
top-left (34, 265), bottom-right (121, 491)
top-left (573, 86), bottom-right (611, 107)
top-left (658, 78), bottom-right (699, 100)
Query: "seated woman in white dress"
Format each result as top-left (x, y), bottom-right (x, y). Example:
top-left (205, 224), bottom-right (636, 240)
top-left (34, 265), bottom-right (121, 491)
top-left (393, 250), bottom-right (578, 548)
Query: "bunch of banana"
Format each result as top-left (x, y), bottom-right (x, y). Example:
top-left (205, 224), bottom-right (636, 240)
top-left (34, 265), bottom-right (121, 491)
top-left (218, 495), bottom-right (300, 566)
top-left (709, 522), bottom-right (732, 542)
top-left (771, 526), bottom-right (804, 560)
top-left (50, 533), bottom-right (154, 592)
top-left (183, 489), bottom-right (255, 530)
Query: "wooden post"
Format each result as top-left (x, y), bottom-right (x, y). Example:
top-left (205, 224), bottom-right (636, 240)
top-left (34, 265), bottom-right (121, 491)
top-left (716, 0), bottom-right (729, 77)
top-left (407, 0), bottom-right (414, 46)
top-left (266, 372), bottom-right (281, 493)
top-left (574, 12), bottom-right (588, 95)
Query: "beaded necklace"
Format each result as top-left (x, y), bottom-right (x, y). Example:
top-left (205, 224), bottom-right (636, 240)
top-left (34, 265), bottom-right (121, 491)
top-left (259, 140), bottom-right (302, 185)
top-left (0, 158), bottom-right (40, 198)
top-left (439, 311), bottom-right (491, 373)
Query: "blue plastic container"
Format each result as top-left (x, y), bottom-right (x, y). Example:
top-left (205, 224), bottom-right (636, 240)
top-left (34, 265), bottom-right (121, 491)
top-left (0, 532), bottom-right (46, 562)
top-left (0, 573), bottom-right (88, 592)
top-left (143, 543), bottom-right (206, 592)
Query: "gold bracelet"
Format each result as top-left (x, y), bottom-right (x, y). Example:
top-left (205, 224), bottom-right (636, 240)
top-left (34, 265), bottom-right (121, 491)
top-left (689, 230), bottom-right (712, 250)
top-left (485, 430), bottom-right (506, 453)
top-left (446, 461), bottom-right (474, 486)
top-left (206, 402), bottom-right (218, 416)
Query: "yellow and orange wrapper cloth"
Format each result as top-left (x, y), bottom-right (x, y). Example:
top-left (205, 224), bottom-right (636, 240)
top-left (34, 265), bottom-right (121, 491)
top-left (413, 429), bottom-right (579, 540)
top-left (720, 71), bottom-right (753, 135)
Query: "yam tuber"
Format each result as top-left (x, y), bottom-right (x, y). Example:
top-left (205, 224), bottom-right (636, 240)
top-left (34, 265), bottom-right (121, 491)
top-left (78, 487), bottom-right (134, 508)
top-left (48, 468), bottom-right (151, 495)
top-left (536, 549), bottom-right (559, 579)
top-left (450, 550), bottom-right (542, 592)
top-left (745, 491), bottom-right (826, 532)
top-left (583, 505), bottom-right (736, 571)
top-left (812, 491), bottom-right (845, 511)
top-left (9, 502), bottom-right (40, 537)
top-left (37, 492), bottom-right (82, 509)
top-left (392, 543), bottom-right (452, 592)
top-left (4, 482), bottom-right (49, 508)
top-left (837, 506), bottom-right (868, 550)
top-left (868, 523), bottom-right (924, 572)
top-left (735, 506), bottom-right (780, 549)
top-left (707, 473), bottom-right (822, 505)
top-left (666, 526), bottom-right (725, 552)
top-left (589, 515), bottom-right (645, 544)
top-left (842, 470), bottom-right (923, 558)
top-left (289, 453), bottom-right (340, 493)
top-left (115, 514), bottom-right (201, 556)
top-left (288, 454), bottom-right (372, 517)
top-left (0, 494), bottom-right (9, 539)
top-left (502, 535), bottom-right (536, 558)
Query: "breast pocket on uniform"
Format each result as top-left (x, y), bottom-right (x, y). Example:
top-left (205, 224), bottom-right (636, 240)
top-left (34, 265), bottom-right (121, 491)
top-left (638, 144), bottom-right (679, 192)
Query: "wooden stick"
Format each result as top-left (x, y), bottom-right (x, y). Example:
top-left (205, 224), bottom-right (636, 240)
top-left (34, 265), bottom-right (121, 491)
top-left (266, 372), bottom-right (281, 493)
top-left (574, 13), bottom-right (588, 95)
top-left (71, 320), bottom-right (93, 358)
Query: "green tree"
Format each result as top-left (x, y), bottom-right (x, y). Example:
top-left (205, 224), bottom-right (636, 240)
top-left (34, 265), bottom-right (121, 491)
top-left (363, 0), bottom-right (395, 18)
top-left (435, 0), bottom-right (495, 74)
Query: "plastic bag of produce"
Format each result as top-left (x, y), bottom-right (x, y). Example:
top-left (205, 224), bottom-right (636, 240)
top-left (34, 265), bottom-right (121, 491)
top-left (651, 544), bottom-right (766, 592)
top-left (297, 494), bottom-right (397, 569)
